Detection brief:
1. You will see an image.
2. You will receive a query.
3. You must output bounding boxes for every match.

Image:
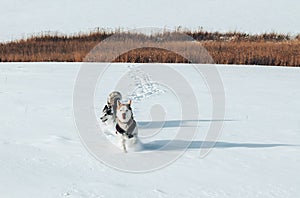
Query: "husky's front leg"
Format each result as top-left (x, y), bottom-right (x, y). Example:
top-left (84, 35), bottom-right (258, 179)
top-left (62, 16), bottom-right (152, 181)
top-left (121, 134), bottom-right (127, 153)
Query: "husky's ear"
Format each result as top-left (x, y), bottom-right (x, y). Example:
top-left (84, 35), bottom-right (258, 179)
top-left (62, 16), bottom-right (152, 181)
top-left (128, 100), bottom-right (132, 106)
top-left (117, 100), bottom-right (122, 107)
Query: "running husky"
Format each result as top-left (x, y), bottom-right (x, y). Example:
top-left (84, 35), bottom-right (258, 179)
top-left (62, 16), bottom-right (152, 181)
top-left (115, 100), bottom-right (138, 152)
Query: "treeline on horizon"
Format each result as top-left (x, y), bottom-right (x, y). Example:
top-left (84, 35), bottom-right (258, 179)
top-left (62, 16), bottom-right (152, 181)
top-left (0, 28), bottom-right (299, 66)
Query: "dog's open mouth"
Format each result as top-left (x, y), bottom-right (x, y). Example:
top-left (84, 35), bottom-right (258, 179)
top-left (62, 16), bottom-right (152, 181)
top-left (100, 115), bottom-right (108, 122)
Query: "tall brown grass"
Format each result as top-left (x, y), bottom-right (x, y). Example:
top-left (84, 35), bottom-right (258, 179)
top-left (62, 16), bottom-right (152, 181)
top-left (203, 40), bottom-right (300, 66)
top-left (0, 29), bottom-right (299, 66)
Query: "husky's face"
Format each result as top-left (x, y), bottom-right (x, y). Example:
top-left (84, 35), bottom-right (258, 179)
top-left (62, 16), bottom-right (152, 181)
top-left (100, 112), bottom-right (111, 122)
top-left (116, 100), bottom-right (132, 123)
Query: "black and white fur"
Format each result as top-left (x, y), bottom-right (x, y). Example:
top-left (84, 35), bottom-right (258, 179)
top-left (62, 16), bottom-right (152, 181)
top-left (115, 100), bottom-right (138, 152)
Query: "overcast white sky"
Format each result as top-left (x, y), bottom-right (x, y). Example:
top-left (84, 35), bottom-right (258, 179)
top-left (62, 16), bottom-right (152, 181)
top-left (0, 0), bottom-right (299, 41)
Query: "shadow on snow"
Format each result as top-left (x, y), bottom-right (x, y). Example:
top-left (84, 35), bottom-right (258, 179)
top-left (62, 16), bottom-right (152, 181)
top-left (137, 120), bottom-right (296, 151)
top-left (142, 140), bottom-right (295, 151)
top-left (137, 119), bottom-right (238, 129)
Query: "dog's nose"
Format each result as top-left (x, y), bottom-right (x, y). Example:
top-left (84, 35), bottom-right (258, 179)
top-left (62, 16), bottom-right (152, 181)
top-left (122, 113), bottom-right (126, 119)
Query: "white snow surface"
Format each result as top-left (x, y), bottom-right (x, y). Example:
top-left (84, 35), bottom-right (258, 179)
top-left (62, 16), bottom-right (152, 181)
top-left (0, 63), bottom-right (300, 197)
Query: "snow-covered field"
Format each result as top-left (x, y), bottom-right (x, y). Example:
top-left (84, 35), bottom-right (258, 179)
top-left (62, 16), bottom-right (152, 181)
top-left (0, 63), bottom-right (299, 198)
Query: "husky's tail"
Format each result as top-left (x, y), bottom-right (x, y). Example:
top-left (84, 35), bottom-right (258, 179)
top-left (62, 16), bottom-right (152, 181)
top-left (108, 91), bottom-right (122, 121)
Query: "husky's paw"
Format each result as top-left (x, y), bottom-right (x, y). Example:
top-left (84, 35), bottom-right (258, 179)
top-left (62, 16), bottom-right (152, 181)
top-left (114, 134), bottom-right (142, 152)
top-left (125, 137), bottom-right (143, 152)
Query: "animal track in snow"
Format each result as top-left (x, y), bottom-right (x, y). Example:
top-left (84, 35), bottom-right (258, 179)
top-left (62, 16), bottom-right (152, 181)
top-left (127, 65), bottom-right (165, 102)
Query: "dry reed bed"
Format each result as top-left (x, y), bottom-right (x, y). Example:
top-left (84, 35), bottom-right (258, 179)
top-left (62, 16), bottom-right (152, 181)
top-left (0, 30), bottom-right (299, 66)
